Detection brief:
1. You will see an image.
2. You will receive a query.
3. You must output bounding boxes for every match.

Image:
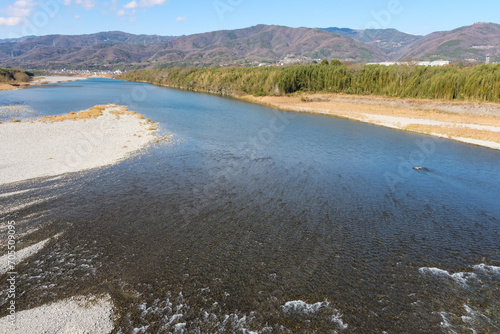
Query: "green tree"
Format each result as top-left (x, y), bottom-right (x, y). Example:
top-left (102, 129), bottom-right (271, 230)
top-left (320, 59), bottom-right (329, 66)
top-left (330, 59), bottom-right (342, 66)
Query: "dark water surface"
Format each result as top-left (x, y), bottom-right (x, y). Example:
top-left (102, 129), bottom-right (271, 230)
top-left (1, 78), bottom-right (499, 333)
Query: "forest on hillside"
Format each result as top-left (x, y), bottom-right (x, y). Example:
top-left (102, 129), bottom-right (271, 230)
top-left (119, 63), bottom-right (500, 102)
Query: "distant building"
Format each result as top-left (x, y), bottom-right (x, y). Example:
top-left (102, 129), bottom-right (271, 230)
top-left (367, 60), bottom-right (451, 67)
top-left (372, 61), bottom-right (397, 66)
top-left (420, 60), bottom-right (451, 67)
top-left (486, 54), bottom-right (491, 64)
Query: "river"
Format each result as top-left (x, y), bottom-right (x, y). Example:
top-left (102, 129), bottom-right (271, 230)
top-left (1, 78), bottom-right (499, 333)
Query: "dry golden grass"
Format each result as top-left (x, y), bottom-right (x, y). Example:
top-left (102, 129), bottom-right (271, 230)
top-left (0, 84), bottom-right (18, 91)
top-left (38, 105), bottom-right (148, 123)
top-left (109, 106), bottom-right (145, 119)
top-left (39, 105), bottom-right (107, 123)
top-left (405, 124), bottom-right (500, 143)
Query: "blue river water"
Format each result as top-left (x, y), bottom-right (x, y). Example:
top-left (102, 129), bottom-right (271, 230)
top-left (0, 78), bottom-right (499, 333)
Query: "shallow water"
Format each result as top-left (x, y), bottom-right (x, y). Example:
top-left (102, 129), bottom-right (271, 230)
top-left (1, 78), bottom-right (499, 333)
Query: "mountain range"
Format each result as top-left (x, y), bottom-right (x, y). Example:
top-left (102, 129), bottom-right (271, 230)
top-left (0, 22), bottom-right (498, 70)
top-left (318, 27), bottom-right (422, 58)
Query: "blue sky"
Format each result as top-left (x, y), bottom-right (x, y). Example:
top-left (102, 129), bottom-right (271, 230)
top-left (0, 0), bottom-right (499, 39)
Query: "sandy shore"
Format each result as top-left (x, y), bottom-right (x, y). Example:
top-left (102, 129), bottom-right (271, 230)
top-left (0, 76), bottom-right (88, 91)
top-left (0, 104), bottom-right (158, 185)
top-left (0, 104), bottom-right (39, 123)
top-left (0, 294), bottom-right (114, 333)
top-left (243, 94), bottom-right (500, 151)
top-left (0, 83), bottom-right (29, 91)
top-left (30, 75), bottom-right (88, 85)
top-left (0, 104), bottom-right (164, 333)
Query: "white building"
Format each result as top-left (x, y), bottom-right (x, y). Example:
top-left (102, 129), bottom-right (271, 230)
top-left (367, 60), bottom-right (451, 67)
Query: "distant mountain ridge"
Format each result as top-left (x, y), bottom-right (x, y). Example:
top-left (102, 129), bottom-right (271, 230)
top-left (319, 27), bottom-right (422, 58)
top-left (0, 22), bottom-right (498, 70)
top-left (0, 25), bottom-right (388, 69)
top-left (397, 22), bottom-right (500, 62)
top-left (0, 31), bottom-right (175, 46)
top-left (0, 36), bottom-right (37, 44)
top-left (157, 25), bottom-right (387, 64)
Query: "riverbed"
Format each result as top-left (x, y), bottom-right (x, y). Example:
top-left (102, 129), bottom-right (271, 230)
top-left (0, 78), bottom-right (499, 333)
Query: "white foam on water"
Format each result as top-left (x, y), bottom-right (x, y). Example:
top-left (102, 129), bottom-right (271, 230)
top-left (439, 312), bottom-right (458, 334)
top-left (173, 322), bottom-right (186, 333)
top-left (418, 267), bottom-right (478, 287)
top-left (128, 294), bottom-right (348, 333)
top-left (463, 304), bottom-right (500, 331)
top-left (167, 313), bottom-right (184, 326)
top-left (422, 265), bottom-right (500, 333)
top-left (332, 314), bottom-right (349, 330)
top-left (282, 300), bottom-right (348, 330)
top-left (282, 300), bottom-right (329, 314)
top-left (132, 325), bottom-right (149, 334)
top-left (450, 271), bottom-right (479, 286)
top-left (435, 301), bottom-right (499, 333)
top-left (473, 263), bottom-right (500, 276)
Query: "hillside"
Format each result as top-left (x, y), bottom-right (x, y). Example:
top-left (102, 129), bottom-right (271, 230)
top-left (320, 27), bottom-right (421, 58)
top-left (0, 25), bottom-right (387, 70)
top-left (157, 25), bottom-right (388, 64)
top-left (0, 31), bottom-right (175, 69)
top-left (0, 31), bottom-right (174, 48)
top-left (0, 23), bottom-right (499, 69)
top-left (397, 22), bottom-right (500, 62)
top-left (0, 68), bottom-right (33, 91)
top-left (0, 36), bottom-right (37, 44)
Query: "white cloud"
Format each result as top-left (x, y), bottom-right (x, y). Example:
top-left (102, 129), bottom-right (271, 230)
top-left (0, 16), bottom-right (22, 26)
top-left (124, 0), bottom-right (166, 9)
top-left (176, 16), bottom-right (186, 22)
top-left (0, 0), bottom-right (36, 27)
top-left (64, 0), bottom-right (97, 10)
top-left (75, 0), bottom-right (96, 10)
top-left (124, 1), bottom-right (138, 9)
top-left (116, 0), bottom-right (165, 21)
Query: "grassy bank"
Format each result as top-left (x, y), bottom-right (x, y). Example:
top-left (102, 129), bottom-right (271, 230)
top-left (119, 65), bottom-right (500, 150)
top-left (0, 68), bottom-right (33, 83)
top-left (0, 68), bottom-right (34, 90)
top-left (243, 93), bottom-right (500, 148)
top-left (119, 63), bottom-right (500, 102)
